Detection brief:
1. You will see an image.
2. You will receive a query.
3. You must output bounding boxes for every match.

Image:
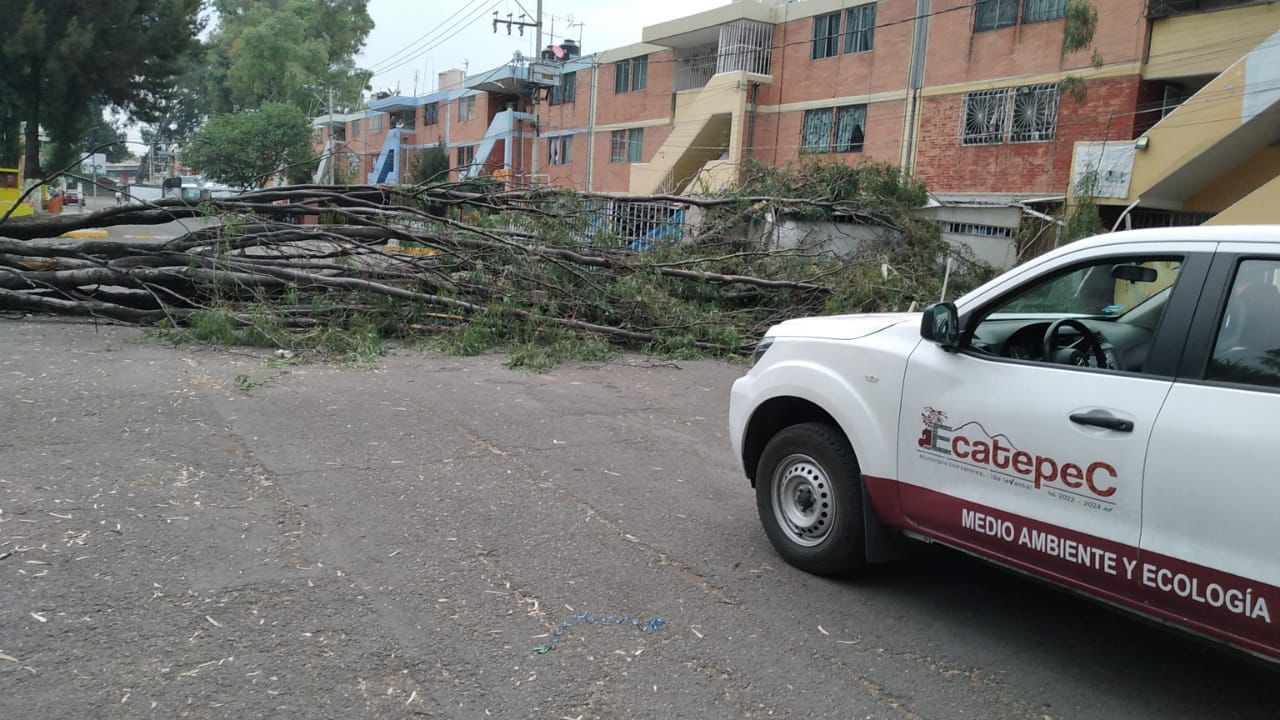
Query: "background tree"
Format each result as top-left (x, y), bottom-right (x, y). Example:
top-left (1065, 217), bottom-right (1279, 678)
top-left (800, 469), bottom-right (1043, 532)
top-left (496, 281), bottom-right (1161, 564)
top-left (182, 103), bottom-right (315, 189)
top-left (0, 0), bottom-right (203, 180)
top-left (202, 0), bottom-right (373, 115)
top-left (0, 85), bottom-right (21, 168)
top-left (82, 106), bottom-right (131, 163)
top-left (408, 144), bottom-right (450, 185)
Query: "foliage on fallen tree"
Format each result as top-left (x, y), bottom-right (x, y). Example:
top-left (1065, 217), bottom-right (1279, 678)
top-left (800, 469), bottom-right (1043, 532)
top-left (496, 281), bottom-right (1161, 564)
top-left (0, 162), bottom-right (995, 367)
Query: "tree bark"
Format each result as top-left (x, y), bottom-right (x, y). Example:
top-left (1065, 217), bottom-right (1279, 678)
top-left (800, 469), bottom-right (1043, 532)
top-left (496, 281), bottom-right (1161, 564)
top-left (23, 87), bottom-right (41, 181)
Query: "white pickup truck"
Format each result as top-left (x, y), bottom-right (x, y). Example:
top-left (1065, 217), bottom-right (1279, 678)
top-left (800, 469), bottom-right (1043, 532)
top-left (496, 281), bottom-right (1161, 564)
top-left (729, 226), bottom-right (1280, 662)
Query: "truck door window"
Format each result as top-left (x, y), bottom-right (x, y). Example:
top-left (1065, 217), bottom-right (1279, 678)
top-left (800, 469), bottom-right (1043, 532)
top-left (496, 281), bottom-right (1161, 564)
top-left (970, 257), bottom-right (1182, 373)
top-left (1207, 259), bottom-right (1280, 389)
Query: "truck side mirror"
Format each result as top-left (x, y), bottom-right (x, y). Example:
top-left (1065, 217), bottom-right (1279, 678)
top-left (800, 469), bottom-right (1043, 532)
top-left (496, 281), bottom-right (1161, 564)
top-left (921, 302), bottom-right (960, 351)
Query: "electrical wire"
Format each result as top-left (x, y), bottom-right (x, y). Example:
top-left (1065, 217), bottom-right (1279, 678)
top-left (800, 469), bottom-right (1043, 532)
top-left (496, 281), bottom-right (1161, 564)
top-left (365, 0), bottom-right (488, 73)
top-left (370, 0), bottom-right (505, 79)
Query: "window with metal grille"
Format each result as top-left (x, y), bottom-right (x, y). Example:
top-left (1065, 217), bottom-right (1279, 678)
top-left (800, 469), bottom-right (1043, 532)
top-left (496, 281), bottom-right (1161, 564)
top-left (458, 96), bottom-right (476, 122)
top-left (627, 128), bottom-right (644, 162)
top-left (962, 89), bottom-right (1010, 145)
top-left (548, 136), bottom-right (572, 166)
top-left (550, 72), bottom-right (577, 105)
top-left (801, 105), bottom-right (867, 153)
top-left (370, 114), bottom-right (384, 132)
top-left (423, 102), bottom-right (439, 126)
top-left (963, 84), bottom-right (1058, 144)
top-left (801, 108), bottom-right (833, 153)
top-left (350, 119), bottom-right (361, 138)
top-left (1010, 84), bottom-right (1059, 142)
top-left (610, 130), bottom-right (627, 162)
top-left (834, 105), bottom-right (867, 152)
top-left (942, 221), bottom-right (1014, 238)
top-left (975, 0), bottom-right (1019, 30)
top-left (811, 12), bottom-right (841, 60)
top-left (1022, 0), bottom-right (1068, 22)
top-left (844, 4), bottom-right (876, 53)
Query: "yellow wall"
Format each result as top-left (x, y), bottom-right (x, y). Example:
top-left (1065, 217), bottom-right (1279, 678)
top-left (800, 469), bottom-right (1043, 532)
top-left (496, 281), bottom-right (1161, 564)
top-left (1146, 4), bottom-right (1280, 80)
top-left (1205, 173), bottom-right (1280, 225)
top-left (1184, 147), bottom-right (1280, 214)
top-left (1127, 63), bottom-right (1248, 204)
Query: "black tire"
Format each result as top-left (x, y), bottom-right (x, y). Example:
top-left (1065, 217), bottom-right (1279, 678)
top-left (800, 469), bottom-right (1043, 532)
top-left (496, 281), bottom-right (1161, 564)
top-left (755, 422), bottom-right (865, 576)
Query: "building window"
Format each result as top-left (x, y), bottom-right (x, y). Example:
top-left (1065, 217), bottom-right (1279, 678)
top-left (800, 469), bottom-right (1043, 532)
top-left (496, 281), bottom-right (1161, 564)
top-left (610, 130), bottom-right (627, 162)
top-left (423, 102), bottom-right (439, 126)
top-left (456, 144), bottom-right (476, 171)
top-left (632, 57), bottom-right (648, 92)
top-left (547, 136), bottom-right (572, 165)
top-left (941, 221), bottom-right (1014, 238)
top-left (801, 105), bottom-right (867, 153)
top-left (458, 96), bottom-right (477, 122)
top-left (844, 4), bottom-right (876, 54)
top-left (1022, 0), bottom-right (1067, 23)
top-left (975, 0), bottom-right (1019, 31)
top-left (615, 57), bottom-right (648, 93)
top-left (963, 83), bottom-right (1058, 145)
top-left (1009, 84), bottom-right (1059, 142)
top-left (370, 114), bottom-right (384, 132)
top-left (610, 129), bottom-right (643, 162)
top-left (615, 60), bottom-right (630, 93)
top-left (811, 12), bottom-right (841, 60)
top-left (350, 119), bottom-right (361, 138)
top-left (550, 72), bottom-right (577, 105)
top-left (628, 128), bottom-right (643, 162)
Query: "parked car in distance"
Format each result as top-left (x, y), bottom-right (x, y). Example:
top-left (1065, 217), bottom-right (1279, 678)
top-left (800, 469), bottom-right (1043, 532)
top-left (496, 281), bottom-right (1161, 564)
top-left (62, 190), bottom-right (82, 205)
top-left (730, 226), bottom-right (1280, 663)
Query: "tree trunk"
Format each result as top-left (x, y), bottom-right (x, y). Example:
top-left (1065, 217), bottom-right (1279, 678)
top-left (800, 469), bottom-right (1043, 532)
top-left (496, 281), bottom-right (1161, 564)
top-left (23, 91), bottom-right (41, 181)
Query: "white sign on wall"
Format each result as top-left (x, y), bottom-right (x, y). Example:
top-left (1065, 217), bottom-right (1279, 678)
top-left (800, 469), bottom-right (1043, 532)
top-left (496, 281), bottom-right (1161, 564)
top-left (1072, 143), bottom-right (1135, 200)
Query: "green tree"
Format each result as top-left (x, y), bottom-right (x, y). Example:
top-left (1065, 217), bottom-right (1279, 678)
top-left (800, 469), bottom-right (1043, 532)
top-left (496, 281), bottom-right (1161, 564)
top-left (182, 103), bottom-right (315, 189)
top-left (408, 144), bottom-right (450, 185)
top-left (82, 106), bottom-right (131, 162)
top-left (202, 0), bottom-right (373, 115)
top-left (0, 0), bottom-right (203, 180)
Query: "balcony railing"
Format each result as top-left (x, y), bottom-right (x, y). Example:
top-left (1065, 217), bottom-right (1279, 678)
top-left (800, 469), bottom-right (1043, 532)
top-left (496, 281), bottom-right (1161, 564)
top-left (716, 19), bottom-right (772, 76)
top-left (676, 52), bottom-right (717, 92)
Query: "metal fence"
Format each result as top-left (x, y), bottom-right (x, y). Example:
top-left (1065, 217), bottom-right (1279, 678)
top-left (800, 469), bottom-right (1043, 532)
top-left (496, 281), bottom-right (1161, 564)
top-left (584, 199), bottom-right (688, 251)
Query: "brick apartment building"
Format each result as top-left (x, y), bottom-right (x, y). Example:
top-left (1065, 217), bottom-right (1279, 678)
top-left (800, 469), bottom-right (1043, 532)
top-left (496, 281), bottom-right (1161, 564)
top-left (316, 0), bottom-right (1280, 265)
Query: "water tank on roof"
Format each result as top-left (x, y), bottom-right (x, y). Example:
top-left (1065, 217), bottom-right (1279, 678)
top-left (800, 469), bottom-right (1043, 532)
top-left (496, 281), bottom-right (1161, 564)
top-left (561, 39), bottom-right (580, 59)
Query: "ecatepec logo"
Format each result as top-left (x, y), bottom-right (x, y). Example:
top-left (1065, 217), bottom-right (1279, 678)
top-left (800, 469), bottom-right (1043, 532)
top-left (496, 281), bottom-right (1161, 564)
top-left (917, 407), bottom-right (1117, 499)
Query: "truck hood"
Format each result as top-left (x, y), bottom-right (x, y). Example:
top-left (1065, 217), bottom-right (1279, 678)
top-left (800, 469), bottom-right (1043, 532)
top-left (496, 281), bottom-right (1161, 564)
top-left (767, 313), bottom-right (917, 341)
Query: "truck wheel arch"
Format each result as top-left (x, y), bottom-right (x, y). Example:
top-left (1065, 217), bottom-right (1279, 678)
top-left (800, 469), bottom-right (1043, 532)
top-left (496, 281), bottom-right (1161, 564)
top-left (742, 396), bottom-right (843, 487)
top-left (742, 393), bottom-right (906, 563)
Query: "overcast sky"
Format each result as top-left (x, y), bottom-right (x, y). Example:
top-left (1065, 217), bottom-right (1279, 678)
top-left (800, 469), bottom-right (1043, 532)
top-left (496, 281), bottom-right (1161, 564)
top-left (358, 0), bottom-right (727, 95)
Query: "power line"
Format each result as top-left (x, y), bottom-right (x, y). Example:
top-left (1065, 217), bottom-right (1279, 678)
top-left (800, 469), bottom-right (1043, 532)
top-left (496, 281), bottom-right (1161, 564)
top-left (370, 0), bottom-right (504, 79)
top-left (365, 0), bottom-right (489, 74)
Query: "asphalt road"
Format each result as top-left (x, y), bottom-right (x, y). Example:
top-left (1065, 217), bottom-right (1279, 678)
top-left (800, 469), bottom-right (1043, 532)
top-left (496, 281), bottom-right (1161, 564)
top-left (64, 193), bottom-right (213, 242)
top-left (1, 320), bottom-right (1275, 719)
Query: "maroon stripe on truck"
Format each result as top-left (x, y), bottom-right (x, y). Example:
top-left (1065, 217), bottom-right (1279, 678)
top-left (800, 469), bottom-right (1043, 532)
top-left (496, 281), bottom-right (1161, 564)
top-left (866, 477), bottom-right (1279, 661)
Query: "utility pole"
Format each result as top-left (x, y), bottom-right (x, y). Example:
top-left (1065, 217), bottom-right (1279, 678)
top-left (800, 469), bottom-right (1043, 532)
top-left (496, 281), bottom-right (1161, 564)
top-left (492, 1), bottom-right (543, 185)
top-left (327, 86), bottom-right (335, 185)
top-left (532, 0), bottom-right (542, 185)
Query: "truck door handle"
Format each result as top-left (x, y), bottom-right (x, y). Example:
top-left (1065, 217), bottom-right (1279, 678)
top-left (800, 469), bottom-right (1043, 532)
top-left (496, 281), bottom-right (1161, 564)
top-left (1069, 412), bottom-right (1134, 433)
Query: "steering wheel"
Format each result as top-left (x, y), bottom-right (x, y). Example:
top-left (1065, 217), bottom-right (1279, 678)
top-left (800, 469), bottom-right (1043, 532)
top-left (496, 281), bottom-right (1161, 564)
top-left (1042, 319), bottom-right (1109, 368)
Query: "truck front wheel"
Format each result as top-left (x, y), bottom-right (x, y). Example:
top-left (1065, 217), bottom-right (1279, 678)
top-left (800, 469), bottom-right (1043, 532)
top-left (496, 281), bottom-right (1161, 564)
top-left (755, 422), bottom-right (865, 576)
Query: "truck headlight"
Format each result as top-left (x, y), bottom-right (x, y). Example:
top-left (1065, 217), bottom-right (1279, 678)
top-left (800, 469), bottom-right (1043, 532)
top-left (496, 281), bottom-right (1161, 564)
top-left (752, 338), bottom-right (774, 368)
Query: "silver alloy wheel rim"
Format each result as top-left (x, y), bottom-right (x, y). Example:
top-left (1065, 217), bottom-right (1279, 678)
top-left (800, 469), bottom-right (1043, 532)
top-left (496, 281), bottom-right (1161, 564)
top-left (771, 453), bottom-right (834, 547)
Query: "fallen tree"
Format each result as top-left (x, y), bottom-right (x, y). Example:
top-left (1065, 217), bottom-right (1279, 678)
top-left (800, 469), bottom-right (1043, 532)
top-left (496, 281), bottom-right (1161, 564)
top-left (0, 162), bottom-right (993, 367)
